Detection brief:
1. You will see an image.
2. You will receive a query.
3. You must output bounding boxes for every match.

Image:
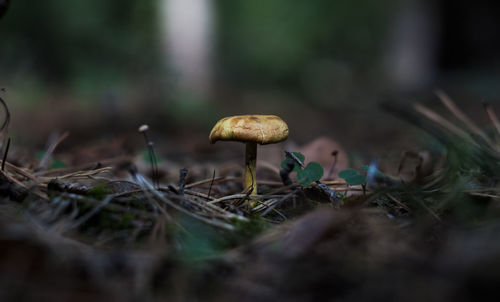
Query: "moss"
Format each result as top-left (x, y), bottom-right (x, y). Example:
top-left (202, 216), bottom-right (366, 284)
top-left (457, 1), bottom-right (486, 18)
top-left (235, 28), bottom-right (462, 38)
top-left (231, 214), bottom-right (269, 242)
top-left (88, 184), bottom-right (113, 200)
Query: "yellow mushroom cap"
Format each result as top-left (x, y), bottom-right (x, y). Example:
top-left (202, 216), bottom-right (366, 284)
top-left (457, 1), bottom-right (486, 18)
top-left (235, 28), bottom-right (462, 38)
top-left (209, 115), bottom-right (289, 145)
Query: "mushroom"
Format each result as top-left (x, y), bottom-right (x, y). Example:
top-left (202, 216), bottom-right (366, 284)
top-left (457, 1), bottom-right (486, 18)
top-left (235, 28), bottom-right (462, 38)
top-left (209, 115), bottom-right (289, 196)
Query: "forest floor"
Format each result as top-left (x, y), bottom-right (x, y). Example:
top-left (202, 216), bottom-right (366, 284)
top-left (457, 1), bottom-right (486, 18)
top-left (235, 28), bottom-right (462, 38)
top-left (1, 92), bottom-right (500, 301)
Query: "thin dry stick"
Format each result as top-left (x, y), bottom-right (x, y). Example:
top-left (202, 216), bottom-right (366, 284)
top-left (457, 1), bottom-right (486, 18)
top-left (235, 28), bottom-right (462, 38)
top-left (135, 175), bottom-right (170, 218)
top-left (159, 186), bottom-right (215, 201)
top-left (253, 179), bottom-right (293, 186)
top-left (435, 90), bottom-right (490, 143)
top-left (421, 170), bottom-right (446, 190)
top-left (166, 193), bottom-right (248, 222)
top-left (0, 95), bottom-right (11, 141)
top-left (207, 169), bottom-right (216, 198)
top-left (207, 193), bottom-right (244, 204)
top-left (261, 189), bottom-right (299, 216)
top-left (184, 195), bottom-right (248, 221)
top-left (326, 186), bottom-right (366, 192)
top-left (208, 193), bottom-right (285, 204)
top-left (55, 167), bottom-right (112, 179)
top-left (483, 101), bottom-right (500, 138)
top-left (414, 197), bottom-right (441, 221)
top-left (2, 160), bottom-right (38, 181)
top-left (66, 195), bottom-right (115, 230)
top-left (0, 170), bottom-right (47, 200)
top-left (184, 200), bottom-right (248, 222)
top-left (251, 198), bottom-right (288, 220)
top-left (414, 103), bottom-right (470, 139)
top-left (1, 137), bottom-right (10, 171)
top-left (385, 193), bottom-right (411, 211)
top-left (184, 189), bottom-right (214, 200)
top-left (319, 179), bottom-right (346, 185)
top-left (135, 174), bottom-right (190, 233)
top-left (38, 131), bottom-right (70, 170)
top-left (465, 187), bottom-right (500, 193)
top-left (246, 197), bottom-right (276, 211)
top-left (138, 174), bottom-right (235, 230)
top-left (75, 197), bottom-right (157, 219)
top-left (285, 150), bottom-right (306, 168)
top-left (33, 155), bottom-right (133, 176)
top-left (36, 168), bottom-right (113, 191)
top-left (185, 176), bottom-right (230, 189)
top-left (468, 192), bottom-right (500, 199)
top-left (161, 187), bottom-right (242, 219)
top-left (187, 176), bottom-right (303, 189)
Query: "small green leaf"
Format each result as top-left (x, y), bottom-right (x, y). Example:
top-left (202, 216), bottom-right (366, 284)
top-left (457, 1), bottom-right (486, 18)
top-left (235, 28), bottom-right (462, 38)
top-left (297, 162), bottom-right (324, 186)
top-left (338, 169), bottom-right (367, 185)
top-left (280, 151), bottom-right (305, 172)
top-left (345, 174), bottom-right (366, 186)
top-left (338, 169), bottom-right (359, 179)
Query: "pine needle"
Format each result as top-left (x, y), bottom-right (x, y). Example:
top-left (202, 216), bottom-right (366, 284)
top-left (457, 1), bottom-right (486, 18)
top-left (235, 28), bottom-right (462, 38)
top-left (413, 103), bottom-right (470, 139)
top-left (435, 90), bottom-right (491, 144)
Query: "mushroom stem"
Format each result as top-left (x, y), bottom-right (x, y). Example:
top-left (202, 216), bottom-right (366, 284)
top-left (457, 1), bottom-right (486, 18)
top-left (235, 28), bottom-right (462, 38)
top-left (244, 141), bottom-right (258, 195)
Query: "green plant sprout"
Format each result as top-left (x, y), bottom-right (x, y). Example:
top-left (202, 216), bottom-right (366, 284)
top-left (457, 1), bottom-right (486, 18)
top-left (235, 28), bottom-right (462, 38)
top-left (280, 151), bottom-right (324, 186)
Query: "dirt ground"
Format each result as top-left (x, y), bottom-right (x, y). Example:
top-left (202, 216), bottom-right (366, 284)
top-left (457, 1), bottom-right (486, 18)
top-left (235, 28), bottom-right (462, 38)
top-left (1, 90), bottom-right (500, 301)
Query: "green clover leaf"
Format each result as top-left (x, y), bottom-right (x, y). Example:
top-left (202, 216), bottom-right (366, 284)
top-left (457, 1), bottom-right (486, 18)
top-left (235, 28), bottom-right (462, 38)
top-left (338, 169), bottom-right (359, 179)
top-left (297, 162), bottom-right (324, 186)
top-left (280, 152), bottom-right (305, 172)
top-left (345, 174), bottom-right (367, 186)
top-left (338, 169), bottom-right (367, 186)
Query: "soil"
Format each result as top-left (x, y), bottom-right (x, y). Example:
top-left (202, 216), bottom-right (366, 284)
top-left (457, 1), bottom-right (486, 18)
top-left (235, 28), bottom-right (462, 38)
top-left (1, 91), bottom-right (500, 301)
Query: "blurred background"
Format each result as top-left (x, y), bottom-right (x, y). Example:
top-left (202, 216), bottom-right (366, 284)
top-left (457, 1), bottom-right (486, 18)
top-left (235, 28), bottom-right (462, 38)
top-left (1, 0), bottom-right (500, 159)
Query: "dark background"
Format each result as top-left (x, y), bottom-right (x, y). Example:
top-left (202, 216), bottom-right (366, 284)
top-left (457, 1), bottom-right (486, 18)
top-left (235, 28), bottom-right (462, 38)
top-left (1, 0), bottom-right (499, 157)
